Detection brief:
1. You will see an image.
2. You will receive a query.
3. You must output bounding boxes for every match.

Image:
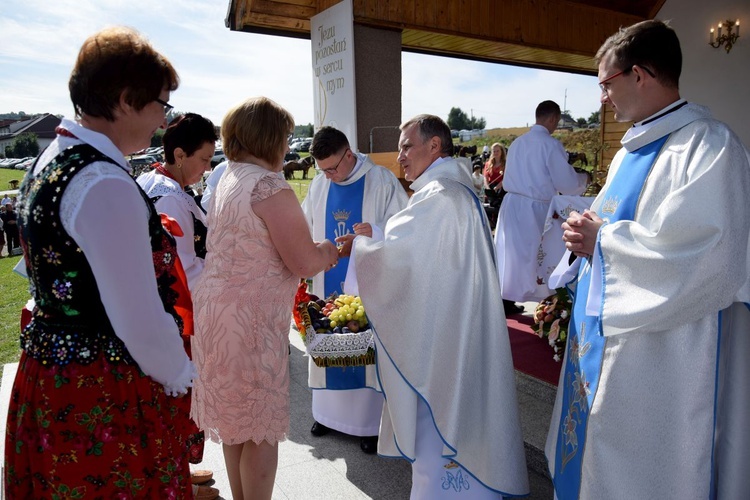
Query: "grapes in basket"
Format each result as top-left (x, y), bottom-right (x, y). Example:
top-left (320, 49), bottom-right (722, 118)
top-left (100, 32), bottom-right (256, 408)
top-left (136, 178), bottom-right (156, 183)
top-left (305, 294), bottom-right (370, 334)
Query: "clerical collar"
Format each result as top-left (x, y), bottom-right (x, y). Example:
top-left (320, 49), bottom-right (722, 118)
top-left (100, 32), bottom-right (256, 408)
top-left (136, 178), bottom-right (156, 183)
top-left (634, 99), bottom-right (688, 127)
top-left (342, 155), bottom-right (362, 182)
top-left (424, 155), bottom-right (450, 175)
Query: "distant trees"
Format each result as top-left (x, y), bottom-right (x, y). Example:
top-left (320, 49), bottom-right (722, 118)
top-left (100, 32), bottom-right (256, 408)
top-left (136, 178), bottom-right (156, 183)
top-left (5, 132), bottom-right (40, 158)
top-left (447, 107), bottom-right (486, 130)
top-left (0, 112), bottom-right (33, 121)
top-left (588, 111), bottom-right (600, 125)
top-left (294, 123), bottom-right (314, 138)
top-left (561, 111), bottom-right (575, 123)
top-left (151, 129), bottom-right (165, 148)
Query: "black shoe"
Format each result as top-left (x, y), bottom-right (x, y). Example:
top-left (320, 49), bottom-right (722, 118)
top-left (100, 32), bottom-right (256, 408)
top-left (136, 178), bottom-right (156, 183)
top-left (310, 421), bottom-right (331, 437)
top-left (360, 436), bottom-right (378, 454)
top-left (503, 301), bottom-right (525, 316)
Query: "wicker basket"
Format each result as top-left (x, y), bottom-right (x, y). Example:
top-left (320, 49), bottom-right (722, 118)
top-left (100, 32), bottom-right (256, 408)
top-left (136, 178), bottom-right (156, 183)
top-left (296, 302), bottom-right (376, 367)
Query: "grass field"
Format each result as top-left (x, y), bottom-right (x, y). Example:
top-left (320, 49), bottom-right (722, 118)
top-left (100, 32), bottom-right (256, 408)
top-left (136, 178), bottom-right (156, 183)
top-left (0, 167), bottom-right (25, 194)
top-left (0, 256), bottom-right (28, 378)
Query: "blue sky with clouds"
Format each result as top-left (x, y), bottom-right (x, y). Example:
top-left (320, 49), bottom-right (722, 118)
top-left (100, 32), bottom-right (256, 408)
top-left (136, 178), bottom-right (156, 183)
top-left (0, 0), bottom-right (601, 130)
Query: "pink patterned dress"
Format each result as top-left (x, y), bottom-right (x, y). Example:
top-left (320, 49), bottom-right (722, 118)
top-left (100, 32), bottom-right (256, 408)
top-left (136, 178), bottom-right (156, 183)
top-left (190, 162), bottom-right (296, 445)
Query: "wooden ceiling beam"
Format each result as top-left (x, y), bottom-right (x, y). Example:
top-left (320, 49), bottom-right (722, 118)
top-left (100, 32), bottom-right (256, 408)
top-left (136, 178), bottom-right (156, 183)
top-left (229, 0), bottom-right (653, 73)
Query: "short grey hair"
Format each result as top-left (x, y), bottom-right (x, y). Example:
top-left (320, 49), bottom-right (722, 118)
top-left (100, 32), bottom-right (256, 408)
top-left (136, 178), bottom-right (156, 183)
top-left (400, 114), bottom-right (454, 157)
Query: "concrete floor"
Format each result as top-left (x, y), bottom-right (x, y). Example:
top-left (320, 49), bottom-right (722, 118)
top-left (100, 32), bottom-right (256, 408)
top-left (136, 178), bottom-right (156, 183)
top-left (0, 306), bottom-right (555, 499)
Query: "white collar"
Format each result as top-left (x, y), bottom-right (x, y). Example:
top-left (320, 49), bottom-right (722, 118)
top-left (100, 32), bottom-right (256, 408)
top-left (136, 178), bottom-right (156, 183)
top-left (633, 99), bottom-right (687, 127)
top-left (59, 117), bottom-right (131, 172)
top-left (621, 102), bottom-right (711, 152)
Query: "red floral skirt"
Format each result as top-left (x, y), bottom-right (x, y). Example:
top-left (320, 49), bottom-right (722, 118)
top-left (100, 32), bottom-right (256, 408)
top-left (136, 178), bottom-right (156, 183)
top-left (4, 352), bottom-right (192, 499)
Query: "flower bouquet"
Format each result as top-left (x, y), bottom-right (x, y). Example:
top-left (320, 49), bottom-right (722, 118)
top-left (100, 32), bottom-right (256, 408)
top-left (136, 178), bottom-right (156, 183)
top-left (293, 280), bottom-right (375, 368)
top-left (533, 288), bottom-right (573, 362)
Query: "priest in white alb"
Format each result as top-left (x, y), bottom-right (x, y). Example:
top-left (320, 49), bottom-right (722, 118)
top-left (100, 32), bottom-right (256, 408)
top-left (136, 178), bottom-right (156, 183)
top-left (339, 115), bottom-right (529, 499)
top-left (494, 100), bottom-right (588, 309)
top-left (302, 126), bottom-right (407, 454)
top-left (546, 20), bottom-right (750, 500)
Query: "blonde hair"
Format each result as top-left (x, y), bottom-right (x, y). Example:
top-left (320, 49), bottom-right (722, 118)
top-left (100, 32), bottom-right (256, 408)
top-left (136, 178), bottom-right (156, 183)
top-left (221, 97), bottom-right (294, 166)
top-left (489, 142), bottom-right (506, 168)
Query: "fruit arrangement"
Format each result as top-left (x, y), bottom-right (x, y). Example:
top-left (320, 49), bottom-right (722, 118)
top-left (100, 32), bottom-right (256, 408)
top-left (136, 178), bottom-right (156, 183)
top-left (533, 288), bottom-right (572, 362)
top-left (293, 281), bottom-right (375, 367)
top-left (311, 294), bottom-right (369, 333)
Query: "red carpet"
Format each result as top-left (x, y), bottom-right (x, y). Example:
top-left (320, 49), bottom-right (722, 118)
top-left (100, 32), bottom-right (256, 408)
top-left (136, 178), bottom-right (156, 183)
top-left (506, 314), bottom-right (562, 386)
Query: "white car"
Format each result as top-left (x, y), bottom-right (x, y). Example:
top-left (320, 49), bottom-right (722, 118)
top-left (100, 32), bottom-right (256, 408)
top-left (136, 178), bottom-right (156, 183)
top-left (15, 157), bottom-right (36, 170)
top-left (10, 157), bottom-right (34, 169)
top-left (211, 148), bottom-right (226, 167)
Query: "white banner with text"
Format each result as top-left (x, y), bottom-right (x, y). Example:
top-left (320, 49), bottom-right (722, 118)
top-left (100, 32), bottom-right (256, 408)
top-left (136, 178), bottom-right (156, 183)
top-left (311, 0), bottom-right (357, 150)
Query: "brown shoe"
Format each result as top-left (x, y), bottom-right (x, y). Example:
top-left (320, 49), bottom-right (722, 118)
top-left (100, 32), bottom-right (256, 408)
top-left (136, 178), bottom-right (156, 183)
top-left (192, 484), bottom-right (220, 500)
top-left (190, 469), bottom-right (213, 485)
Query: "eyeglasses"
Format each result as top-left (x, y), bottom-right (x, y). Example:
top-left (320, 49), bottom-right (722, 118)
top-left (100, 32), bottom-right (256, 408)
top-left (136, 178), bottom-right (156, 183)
top-left (317, 148), bottom-right (349, 174)
top-left (154, 98), bottom-right (174, 113)
top-left (599, 65), bottom-right (656, 94)
top-left (598, 68), bottom-right (630, 93)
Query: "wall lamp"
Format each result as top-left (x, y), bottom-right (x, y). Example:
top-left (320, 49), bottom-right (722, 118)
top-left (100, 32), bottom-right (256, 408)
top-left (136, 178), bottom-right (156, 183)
top-left (709, 19), bottom-right (740, 53)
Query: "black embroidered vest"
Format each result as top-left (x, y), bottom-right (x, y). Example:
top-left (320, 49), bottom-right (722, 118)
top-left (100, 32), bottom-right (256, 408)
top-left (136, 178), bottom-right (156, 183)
top-left (18, 144), bottom-right (183, 367)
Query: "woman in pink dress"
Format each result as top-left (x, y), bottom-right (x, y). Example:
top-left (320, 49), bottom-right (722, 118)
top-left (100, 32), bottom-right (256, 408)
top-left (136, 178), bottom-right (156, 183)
top-left (190, 96), bottom-right (339, 500)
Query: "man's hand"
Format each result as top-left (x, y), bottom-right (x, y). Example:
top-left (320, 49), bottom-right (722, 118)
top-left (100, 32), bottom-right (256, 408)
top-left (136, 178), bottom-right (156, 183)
top-left (335, 233), bottom-right (356, 258)
top-left (353, 222), bottom-right (372, 238)
top-left (562, 210), bottom-right (604, 258)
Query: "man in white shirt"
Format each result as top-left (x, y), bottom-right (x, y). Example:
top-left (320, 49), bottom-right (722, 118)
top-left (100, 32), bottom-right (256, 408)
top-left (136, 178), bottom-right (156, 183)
top-left (494, 100), bottom-right (588, 312)
top-left (547, 20), bottom-right (750, 499)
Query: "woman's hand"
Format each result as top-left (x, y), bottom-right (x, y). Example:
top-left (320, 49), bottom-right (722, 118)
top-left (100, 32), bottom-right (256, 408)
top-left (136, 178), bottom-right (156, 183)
top-left (335, 233), bottom-right (356, 258)
top-left (319, 240), bottom-right (339, 271)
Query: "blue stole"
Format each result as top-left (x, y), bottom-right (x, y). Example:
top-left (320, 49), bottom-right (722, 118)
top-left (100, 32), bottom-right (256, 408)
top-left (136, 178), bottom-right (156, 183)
top-left (553, 134), bottom-right (669, 499)
top-left (323, 176), bottom-right (366, 389)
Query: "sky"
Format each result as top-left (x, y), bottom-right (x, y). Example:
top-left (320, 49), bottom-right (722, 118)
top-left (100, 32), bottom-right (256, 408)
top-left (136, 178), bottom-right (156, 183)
top-left (0, 0), bottom-right (602, 131)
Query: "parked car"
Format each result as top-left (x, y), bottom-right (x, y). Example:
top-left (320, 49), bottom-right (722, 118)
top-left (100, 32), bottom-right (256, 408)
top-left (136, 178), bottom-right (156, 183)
top-left (10, 157), bottom-right (34, 170)
top-left (290, 140), bottom-right (312, 153)
top-left (211, 148), bottom-right (226, 167)
top-left (285, 151), bottom-right (301, 162)
top-left (128, 155), bottom-right (159, 177)
top-left (15, 157), bottom-right (36, 170)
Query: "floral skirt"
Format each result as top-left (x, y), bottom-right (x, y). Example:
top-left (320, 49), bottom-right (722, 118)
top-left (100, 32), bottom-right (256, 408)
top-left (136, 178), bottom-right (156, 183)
top-left (4, 352), bottom-right (192, 499)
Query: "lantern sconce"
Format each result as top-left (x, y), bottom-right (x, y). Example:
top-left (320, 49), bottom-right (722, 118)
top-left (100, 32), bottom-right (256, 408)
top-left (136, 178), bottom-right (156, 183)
top-left (710, 19), bottom-right (740, 53)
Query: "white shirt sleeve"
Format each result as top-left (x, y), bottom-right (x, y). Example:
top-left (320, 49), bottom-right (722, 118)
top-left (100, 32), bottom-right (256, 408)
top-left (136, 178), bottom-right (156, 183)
top-left (344, 224), bottom-right (384, 296)
top-left (201, 161), bottom-right (227, 214)
top-left (547, 141), bottom-right (589, 195)
top-left (63, 169), bottom-right (194, 395)
top-left (153, 195), bottom-right (204, 293)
